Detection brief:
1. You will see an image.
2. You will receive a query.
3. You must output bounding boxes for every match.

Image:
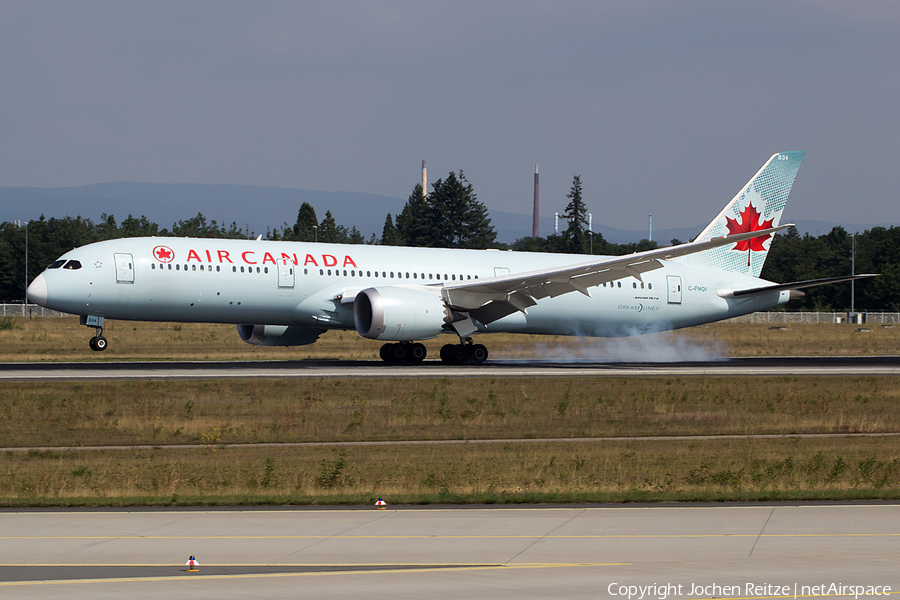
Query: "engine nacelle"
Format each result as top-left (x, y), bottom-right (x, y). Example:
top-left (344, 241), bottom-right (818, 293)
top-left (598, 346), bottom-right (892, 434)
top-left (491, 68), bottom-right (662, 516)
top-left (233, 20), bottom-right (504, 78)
top-left (353, 286), bottom-right (449, 341)
top-left (237, 324), bottom-right (326, 346)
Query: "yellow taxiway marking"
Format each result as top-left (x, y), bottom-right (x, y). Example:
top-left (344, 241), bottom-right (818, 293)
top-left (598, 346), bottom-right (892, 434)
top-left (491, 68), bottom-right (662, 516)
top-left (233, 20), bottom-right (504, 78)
top-left (1, 533), bottom-right (899, 540)
top-left (0, 562), bottom-right (627, 586)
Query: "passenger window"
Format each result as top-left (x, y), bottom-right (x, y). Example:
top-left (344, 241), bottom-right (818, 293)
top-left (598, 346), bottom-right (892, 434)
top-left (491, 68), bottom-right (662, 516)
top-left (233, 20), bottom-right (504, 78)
top-left (390, 272), bottom-right (394, 278)
top-left (232, 266), bottom-right (237, 272)
top-left (176, 264), bottom-right (180, 271)
top-left (169, 264), bottom-right (173, 270)
top-left (633, 282), bottom-right (637, 288)
top-left (240, 266), bottom-right (244, 273)
top-left (216, 266), bottom-right (220, 272)
top-left (343, 270), bottom-right (347, 276)
top-left (192, 265), bottom-right (197, 271)
top-left (327, 269), bottom-right (332, 276)
top-left (648, 283), bottom-right (652, 290)
top-left (452, 274), bottom-right (456, 281)
top-left (617, 281), bottom-right (621, 288)
top-left (367, 271), bottom-right (371, 277)
top-left (151, 263), bottom-right (156, 270)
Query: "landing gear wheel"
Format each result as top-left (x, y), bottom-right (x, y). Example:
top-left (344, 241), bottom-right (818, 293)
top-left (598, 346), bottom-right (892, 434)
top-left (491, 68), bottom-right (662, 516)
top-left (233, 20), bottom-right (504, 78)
top-left (389, 343), bottom-right (408, 362)
top-left (379, 344), bottom-right (392, 362)
top-left (409, 343), bottom-right (427, 362)
top-left (440, 344), bottom-right (469, 364)
top-left (467, 344), bottom-right (488, 364)
top-left (89, 336), bottom-right (108, 352)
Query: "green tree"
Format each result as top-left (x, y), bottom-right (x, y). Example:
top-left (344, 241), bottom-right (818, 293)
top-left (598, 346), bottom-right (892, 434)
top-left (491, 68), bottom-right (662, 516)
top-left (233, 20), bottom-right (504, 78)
top-left (292, 202), bottom-right (319, 241)
top-left (394, 174), bottom-right (496, 249)
top-left (561, 175), bottom-right (589, 254)
top-left (318, 210), bottom-right (347, 244)
top-left (380, 213), bottom-right (401, 246)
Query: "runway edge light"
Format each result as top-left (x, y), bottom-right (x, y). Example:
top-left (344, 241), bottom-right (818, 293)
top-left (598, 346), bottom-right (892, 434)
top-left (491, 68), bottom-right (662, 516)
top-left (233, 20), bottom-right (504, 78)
top-left (185, 555), bottom-right (200, 571)
top-left (375, 498), bottom-right (387, 509)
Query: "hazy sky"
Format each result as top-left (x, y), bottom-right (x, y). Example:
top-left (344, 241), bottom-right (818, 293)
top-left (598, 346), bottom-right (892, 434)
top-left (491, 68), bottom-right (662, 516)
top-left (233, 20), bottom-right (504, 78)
top-left (2, 1), bottom-right (898, 231)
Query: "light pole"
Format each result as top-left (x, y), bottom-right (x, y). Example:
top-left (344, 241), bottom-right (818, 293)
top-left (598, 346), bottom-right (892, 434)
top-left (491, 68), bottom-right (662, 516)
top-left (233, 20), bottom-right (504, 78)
top-left (588, 213), bottom-right (593, 255)
top-left (312, 225), bottom-right (318, 243)
top-left (851, 233), bottom-right (856, 316)
top-left (24, 220), bottom-right (28, 320)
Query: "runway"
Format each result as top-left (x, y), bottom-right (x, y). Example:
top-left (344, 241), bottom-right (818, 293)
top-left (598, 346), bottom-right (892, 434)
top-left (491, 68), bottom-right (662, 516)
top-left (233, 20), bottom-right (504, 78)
top-left (0, 504), bottom-right (897, 599)
top-left (3, 355), bottom-right (900, 381)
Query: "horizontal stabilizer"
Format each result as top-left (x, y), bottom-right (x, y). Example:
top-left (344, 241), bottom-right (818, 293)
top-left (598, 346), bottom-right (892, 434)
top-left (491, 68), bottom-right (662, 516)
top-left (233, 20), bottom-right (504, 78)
top-left (718, 274), bottom-right (879, 299)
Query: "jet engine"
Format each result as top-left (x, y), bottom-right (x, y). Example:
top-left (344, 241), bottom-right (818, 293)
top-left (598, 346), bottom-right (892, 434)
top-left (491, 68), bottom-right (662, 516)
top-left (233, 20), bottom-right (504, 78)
top-left (353, 286), bottom-right (449, 341)
top-left (237, 324), bottom-right (326, 346)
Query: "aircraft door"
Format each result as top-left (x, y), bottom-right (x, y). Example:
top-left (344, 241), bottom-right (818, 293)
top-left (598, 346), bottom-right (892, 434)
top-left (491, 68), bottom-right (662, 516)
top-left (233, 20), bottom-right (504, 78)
top-left (277, 258), bottom-right (295, 288)
top-left (114, 253), bottom-right (134, 283)
top-left (667, 275), bottom-right (682, 304)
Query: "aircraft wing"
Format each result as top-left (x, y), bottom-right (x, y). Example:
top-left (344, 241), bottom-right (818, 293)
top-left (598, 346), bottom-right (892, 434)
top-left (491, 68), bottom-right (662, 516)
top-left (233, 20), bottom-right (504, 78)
top-left (440, 224), bottom-right (793, 324)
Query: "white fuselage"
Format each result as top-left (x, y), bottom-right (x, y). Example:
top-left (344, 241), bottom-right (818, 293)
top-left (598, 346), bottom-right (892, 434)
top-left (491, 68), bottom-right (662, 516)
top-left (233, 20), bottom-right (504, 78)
top-left (33, 237), bottom-right (788, 339)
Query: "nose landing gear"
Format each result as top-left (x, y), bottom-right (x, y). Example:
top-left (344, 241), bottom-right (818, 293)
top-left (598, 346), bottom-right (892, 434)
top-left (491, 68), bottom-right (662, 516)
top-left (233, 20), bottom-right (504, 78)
top-left (80, 315), bottom-right (108, 352)
top-left (88, 332), bottom-right (108, 352)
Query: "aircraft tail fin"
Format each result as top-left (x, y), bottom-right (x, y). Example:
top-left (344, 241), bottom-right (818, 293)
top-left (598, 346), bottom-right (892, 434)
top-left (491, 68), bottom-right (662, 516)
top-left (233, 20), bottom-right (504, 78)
top-left (684, 151), bottom-right (805, 277)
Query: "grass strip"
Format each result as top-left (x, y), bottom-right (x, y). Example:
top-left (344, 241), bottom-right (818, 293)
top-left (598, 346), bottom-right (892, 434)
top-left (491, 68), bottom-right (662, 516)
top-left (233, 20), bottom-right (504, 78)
top-left (1, 376), bottom-right (897, 448)
top-left (2, 437), bottom-right (900, 506)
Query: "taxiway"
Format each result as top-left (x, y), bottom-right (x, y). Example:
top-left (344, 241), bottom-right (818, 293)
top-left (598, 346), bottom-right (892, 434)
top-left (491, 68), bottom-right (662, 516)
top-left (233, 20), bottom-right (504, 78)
top-left (0, 504), bottom-right (897, 599)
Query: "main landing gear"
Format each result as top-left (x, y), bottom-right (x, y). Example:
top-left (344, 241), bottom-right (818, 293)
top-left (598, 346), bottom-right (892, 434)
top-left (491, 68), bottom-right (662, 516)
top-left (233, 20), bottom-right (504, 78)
top-left (440, 338), bottom-right (488, 365)
top-left (379, 342), bottom-right (427, 363)
top-left (378, 338), bottom-right (488, 365)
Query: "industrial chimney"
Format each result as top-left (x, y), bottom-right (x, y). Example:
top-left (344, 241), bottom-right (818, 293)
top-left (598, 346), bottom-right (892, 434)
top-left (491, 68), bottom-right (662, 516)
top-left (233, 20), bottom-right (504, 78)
top-left (532, 164), bottom-right (539, 238)
top-left (421, 160), bottom-right (427, 198)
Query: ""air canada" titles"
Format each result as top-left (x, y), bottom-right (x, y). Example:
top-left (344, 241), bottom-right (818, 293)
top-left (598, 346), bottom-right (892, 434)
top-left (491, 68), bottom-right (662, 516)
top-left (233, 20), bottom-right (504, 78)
top-left (152, 245), bottom-right (357, 268)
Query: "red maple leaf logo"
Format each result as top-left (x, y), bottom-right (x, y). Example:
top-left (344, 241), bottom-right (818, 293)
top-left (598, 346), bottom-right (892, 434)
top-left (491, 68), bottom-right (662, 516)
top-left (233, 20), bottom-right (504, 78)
top-left (725, 202), bottom-right (773, 252)
top-left (153, 245), bottom-right (174, 263)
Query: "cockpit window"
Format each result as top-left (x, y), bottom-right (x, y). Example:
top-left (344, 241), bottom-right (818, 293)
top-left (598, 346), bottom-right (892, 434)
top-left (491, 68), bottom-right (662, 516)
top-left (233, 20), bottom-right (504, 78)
top-left (62, 260), bottom-right (83, 270)
top-left (47, 260), bottom-right (66, 269)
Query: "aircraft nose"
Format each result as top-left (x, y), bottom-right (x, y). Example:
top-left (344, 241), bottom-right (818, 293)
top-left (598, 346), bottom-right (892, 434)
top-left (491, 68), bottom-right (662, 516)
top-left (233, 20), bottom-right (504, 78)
top-left (27, 273), bottom-right (48, 307)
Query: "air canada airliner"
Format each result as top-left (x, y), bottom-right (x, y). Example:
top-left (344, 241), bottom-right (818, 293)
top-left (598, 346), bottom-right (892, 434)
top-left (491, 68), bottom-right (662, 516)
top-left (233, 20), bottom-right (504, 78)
top-left (25, 152), bottom-right (872, 364)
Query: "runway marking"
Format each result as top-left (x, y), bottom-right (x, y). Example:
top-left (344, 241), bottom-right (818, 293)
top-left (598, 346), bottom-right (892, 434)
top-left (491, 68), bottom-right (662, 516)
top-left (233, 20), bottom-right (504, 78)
top-left (0, 562), bottom-right (626, 586)
top-left (2, 533), bottom-right (900, 540)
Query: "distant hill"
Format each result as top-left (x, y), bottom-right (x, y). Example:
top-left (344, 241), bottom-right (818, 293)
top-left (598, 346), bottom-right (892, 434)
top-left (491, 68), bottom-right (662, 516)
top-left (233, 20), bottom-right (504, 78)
top-left (1, 183), bottom-right (894, 244)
